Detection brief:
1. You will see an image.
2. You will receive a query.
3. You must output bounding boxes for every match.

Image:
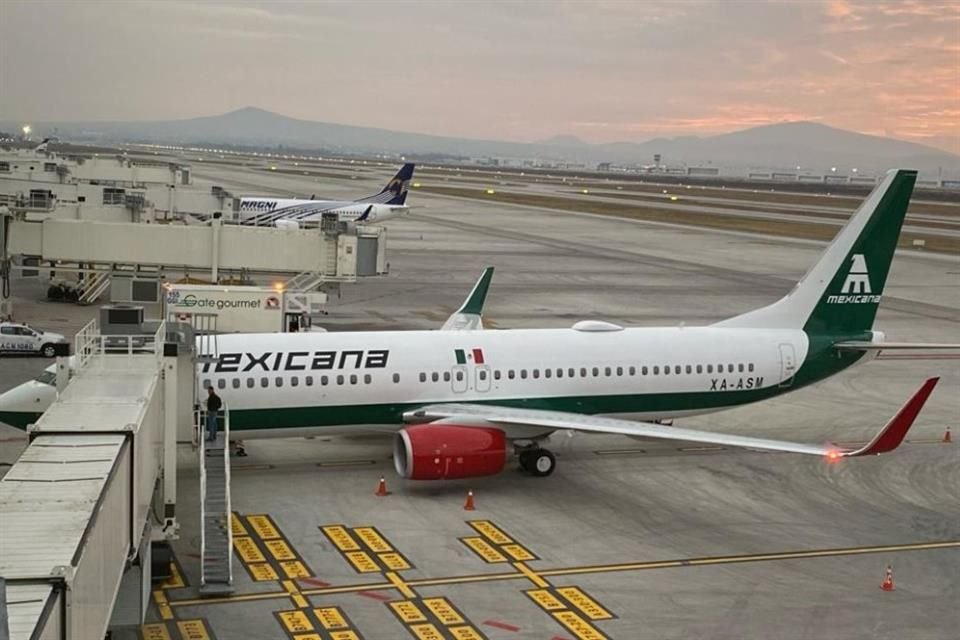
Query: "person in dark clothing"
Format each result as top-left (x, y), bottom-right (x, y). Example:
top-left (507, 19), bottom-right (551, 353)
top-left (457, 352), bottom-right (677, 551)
top-left (205, 387), bottom-right (222, 442)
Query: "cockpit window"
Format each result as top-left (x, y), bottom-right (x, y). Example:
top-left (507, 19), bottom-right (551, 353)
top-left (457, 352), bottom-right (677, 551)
top-left (35, 370), bottom-right (57, 386)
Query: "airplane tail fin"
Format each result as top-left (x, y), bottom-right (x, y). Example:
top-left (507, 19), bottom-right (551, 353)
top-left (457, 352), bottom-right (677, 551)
top-left (359, 163), bottom-right (416, 205)
top-left (715, 168), bottom-right (917, 336)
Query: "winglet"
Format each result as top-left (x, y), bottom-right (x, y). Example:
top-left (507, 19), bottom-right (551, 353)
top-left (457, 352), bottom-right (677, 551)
top-left (441, 267), bottom-right (494, 331)
top-left (843, 377), bottom-right (939, 457)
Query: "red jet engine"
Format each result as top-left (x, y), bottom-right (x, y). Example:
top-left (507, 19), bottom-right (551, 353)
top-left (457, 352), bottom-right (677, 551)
top-left (394, 424), bottom-right (507, 480)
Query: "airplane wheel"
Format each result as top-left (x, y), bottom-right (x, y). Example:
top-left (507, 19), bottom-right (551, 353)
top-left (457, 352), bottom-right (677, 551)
top-left (528, 449), bottom-right (556, 477)
top-left (518, 450), bottom-right (536, 472)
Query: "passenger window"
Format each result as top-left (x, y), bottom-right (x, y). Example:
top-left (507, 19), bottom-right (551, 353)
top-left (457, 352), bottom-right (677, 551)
top-left (337, 375), bottom-right (344, 385)
top-left (231, 378), bottom-right (240, 389)
top-left (419, 372), bottom-right (426, 383)
top-left (520, 369), bottom-right (528, 379)
top-left (432, 372), bottom-right (439, 382)
top-left (568, 368), bottom-right (575, 377)
top-left (728, 364), bottom-right (734, 373)
top-left (364, 374), bottom-right (371, 384)
top-left (556, 368), bottom-right (563, 378)
top-left (629, 366), bottom-right (635, 376)
top-left (494, 370), bottom-right (501, 380)
top-left (580, 368), bottom-right (587, 377)
top-left (246, 378), bottom-right (254, 388)
top-left (533, 369), bottom-right (540, 379)
top-left (444, 371), bottom-right (451, 382)
top-left (653, 366), bottom-right (659, 375)
top-left (707, 364), bottom-right (713, 374)
top-left (350, 374), bottom-right (358, 385)
top-left (261, 377), bottom-right (268, 388)
top-left (696, 365), bottom-right (702, 374)
top-left (738, 363), bottom-right (744, 373)
top-left (664, 366), bottom-right (670, 376)
top-left (748, 363), bottom-right (755, 372)
top-left (217, 379), bottom-right (226, 389)
top-left (479, 370), bottom-right (487, 380)
top-left (544, 369), bottom-right (551, 379)
top-left (291, 376), bottom-right (299, 387)
top-left (508, 370), bottom-right (515, 380)
top-left (392, 373), bottom-right (400, 383)
top-left (642, 366), bottom-right (648, 375)
top-left (202, 379), bottom-right (211, 389)
top-left (456, 371), bottom-right (464, 381)
top-left (592, 367), bottom-right (599, 377)
top-left (306, 376), bottom-right (314, 386)
top-left (686, 365), bottom-right (692, 374)
top-left (617, 367), bottom-right (623, 376)
top-left (275, 377), bottom-right (283, 387)
top-left (674, 365), bottom-right (681, 374)
top-left (321, 376), bottom-right (329, 386)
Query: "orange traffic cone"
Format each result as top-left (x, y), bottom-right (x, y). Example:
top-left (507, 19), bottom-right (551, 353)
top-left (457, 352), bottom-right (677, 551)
top-left (880, 565), bottom-right (895, 591)
top-left (464, 490), bottom-right (476, 511)
top-left (375, 476), bottom-right (389, 497)
top-left (943, 426), bottom-right (952, 444)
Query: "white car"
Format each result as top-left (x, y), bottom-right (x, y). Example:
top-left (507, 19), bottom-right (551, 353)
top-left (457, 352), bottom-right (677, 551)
top-left (0, 322), bottom-right (67, 357)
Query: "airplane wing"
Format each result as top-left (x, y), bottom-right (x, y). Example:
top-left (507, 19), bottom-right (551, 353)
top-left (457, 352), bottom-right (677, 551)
top-left (404, 377), bottom-right (939, 459)
top-left (441, 267), bottom-right (494, 331)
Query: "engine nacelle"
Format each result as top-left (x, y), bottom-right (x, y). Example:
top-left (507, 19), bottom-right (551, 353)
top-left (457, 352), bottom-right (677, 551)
top-left (394, 424), bottom-right (507, 480)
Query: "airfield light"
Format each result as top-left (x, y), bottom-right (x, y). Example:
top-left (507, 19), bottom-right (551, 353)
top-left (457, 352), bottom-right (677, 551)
top-left (825, 450), bottom-right (842, 462)
top-left (273, 282), bottom-right (285, 293)
top-left (670, 195), bottom-right (679, 201)
top-left (413, 182), bottom-right (421, 188)
top-left (582, 189), bottom-right (589, 194)
top-left (22, 125), bottom-right (31, 136)
top-left (486, 189), bottom-right (496, 195)
top-left (270, 165), bottom-right (277, 171)
top-left (852, 168), bottom-right (858, 173)
top-left (831, 167), bottom-right (837, 172)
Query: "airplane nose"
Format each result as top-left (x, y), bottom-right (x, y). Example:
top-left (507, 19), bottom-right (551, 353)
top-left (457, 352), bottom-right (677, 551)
top-left (0, 383), bottom-right (48, 430)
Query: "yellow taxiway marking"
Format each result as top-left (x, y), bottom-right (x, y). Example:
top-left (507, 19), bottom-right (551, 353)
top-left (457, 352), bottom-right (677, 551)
top-left (277, 609), bottom-right (313, 633)
top-left (557, 587), bottom-right (613, 621)
top-left (468, 520), bottom-right (513, 545)
top-left (423, 597), bottom-right (464, 626)
top-left (390, 600), bottom-right (428, 624)
top-left (410, 622), bottom-right (445, 640)
top-left (176, 619), bottom-right (211, 640)
top-left (354, 526), bottom-right (393, 553)
top-left (247, 514), bottom-right (281, 540)
top-left (152, 589), bottom-right (174, 620)
top-left (449, 626), bottom-right (485, 640)
top-left (553, 610), bottom-right (609, 640)
top-left (386, 570), bottom-right (417, 599)
top-left (526, 589), bottom-right (566, 611)
top-left (314, 606), bottom-right (350, 630)
top-left (169, 540), bottom-right (960, 608)
top-left (513, 561), bottom-right (550, 588)
top-left (141, 623), bottom-right (172, 640)
top-left (329, 632), bottom-right (361, 640)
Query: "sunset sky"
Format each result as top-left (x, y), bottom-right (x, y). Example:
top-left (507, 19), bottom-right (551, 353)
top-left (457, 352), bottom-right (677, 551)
top-left (1, 0), bottom-right (957, 153)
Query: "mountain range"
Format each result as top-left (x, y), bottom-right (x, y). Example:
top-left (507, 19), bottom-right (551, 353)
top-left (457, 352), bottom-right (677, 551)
top-left (3, 107), bottom-right (957, 176)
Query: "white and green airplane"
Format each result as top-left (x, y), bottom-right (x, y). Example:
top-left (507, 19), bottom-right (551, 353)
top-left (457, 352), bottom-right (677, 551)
top-left (1, 169), bottom-right (953, 480)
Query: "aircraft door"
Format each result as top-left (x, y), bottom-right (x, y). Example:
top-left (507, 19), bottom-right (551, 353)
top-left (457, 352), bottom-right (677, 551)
top-left (451, 365), bottom-right (468, 393)
top-left (778, 343), bottom-right (797, 388)
top-left (475, 365), bottom-right (491, 392)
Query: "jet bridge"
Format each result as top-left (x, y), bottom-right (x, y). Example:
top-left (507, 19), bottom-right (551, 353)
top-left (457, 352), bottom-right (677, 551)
top-left (0, 320), bottom-right (197, 640)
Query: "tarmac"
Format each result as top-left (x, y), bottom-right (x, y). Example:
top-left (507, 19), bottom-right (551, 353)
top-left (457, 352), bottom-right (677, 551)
top-left (1, 159), bottom-right (958, 640)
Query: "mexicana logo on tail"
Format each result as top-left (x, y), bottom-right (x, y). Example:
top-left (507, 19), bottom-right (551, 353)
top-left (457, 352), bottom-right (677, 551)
top-left (828, 254), bottom-right (880, 304)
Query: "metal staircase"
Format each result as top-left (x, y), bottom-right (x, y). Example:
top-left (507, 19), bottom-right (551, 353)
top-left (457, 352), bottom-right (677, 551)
top-left (199, 405), bottom-right (234, 595)
top-left (284, 270), bottom-right (325, 292)
top-left (77, 271), bottom-right (111, 305)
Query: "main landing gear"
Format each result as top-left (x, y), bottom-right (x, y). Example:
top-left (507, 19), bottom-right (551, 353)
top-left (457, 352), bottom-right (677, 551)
top-left (518, 447), bottom-right (556, 477)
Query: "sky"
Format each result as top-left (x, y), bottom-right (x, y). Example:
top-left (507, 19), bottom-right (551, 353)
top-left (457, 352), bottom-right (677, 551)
top-left (1, 0), bottom-right (958, 154)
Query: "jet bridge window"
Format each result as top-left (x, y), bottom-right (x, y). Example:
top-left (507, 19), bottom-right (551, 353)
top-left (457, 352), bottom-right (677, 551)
top-left (102, 187), bottom-right (125, 205)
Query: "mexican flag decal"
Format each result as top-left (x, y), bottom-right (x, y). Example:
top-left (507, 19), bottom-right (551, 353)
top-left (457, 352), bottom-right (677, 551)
top-left (454, 348), bottom-right (485, 365)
